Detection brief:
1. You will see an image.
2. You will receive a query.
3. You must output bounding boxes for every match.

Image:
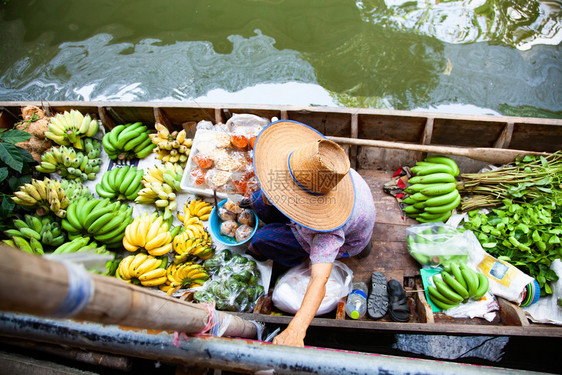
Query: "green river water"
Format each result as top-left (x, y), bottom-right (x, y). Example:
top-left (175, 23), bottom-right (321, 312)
top-left (1, 0), bottom-right (561, 117)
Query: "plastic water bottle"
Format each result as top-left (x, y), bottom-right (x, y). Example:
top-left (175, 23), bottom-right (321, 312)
top-left (345, 281), bottom-right (368, 320)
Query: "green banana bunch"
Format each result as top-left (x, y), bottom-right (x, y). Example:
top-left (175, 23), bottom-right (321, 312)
top-left (36, 139), bottom-right (102, 181)
top-left (45, 110), bottom-right (99, 149)
top-left (52, 236), bottom-right (97, 255)
top-left (60, 179), bottom-right (93, 201)
top-left (402, 156), bottom-right (461, 222)
top-left (2, 236), bottom-right (44, 256)
top-left (96, 165), bottom-right (144, 201)
top-left (102, 122), bottom-right (154, 160)
top-left (62, 197), bottom-right (134, 248)
top-left (135, 163), bottom-right (182, 221)
top-left (428, 264), bottom-right (490, 311)
top-left (12, 178), bottom-right (69, 218)
top-left (4, 214), bottom-right (66, 251)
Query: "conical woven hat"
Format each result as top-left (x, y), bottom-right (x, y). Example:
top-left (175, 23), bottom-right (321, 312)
top-left (253, 120), bottom-right (355, 231)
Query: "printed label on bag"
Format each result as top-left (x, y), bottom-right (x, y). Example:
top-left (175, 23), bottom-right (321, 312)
top-left (479, 254), bottom-right (516, 287)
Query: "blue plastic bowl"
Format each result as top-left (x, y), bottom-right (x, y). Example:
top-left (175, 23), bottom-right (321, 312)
top-left (209, 199), bottom-right (258, 247)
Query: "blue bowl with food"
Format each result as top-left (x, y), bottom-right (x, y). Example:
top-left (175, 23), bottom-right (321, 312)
top-left (209, 199), bottom-right (258, 247)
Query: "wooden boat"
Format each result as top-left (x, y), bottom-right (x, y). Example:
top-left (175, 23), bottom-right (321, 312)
top-left (1, 100), bottom-right (561, 342)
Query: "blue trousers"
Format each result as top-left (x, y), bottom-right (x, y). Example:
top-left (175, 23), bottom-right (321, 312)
top-left (249, 190), bottom-right (309, 267)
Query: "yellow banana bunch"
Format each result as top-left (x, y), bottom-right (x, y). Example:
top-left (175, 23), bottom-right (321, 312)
top-left (123, 212), bottom-right (173, 256)
top-left (150, 123), bottom-right (192, 167)
top-left (116, 253), bottom-right (168, 287)
top-left (160, 262), bottom-right (210, 295)
top-left (135, 163), bottom-right (183, 221)
top-left (12, 178), bottom-right (69, 218)
top-left (45, 109), bottom-right (99, 149)
top-left (177, 199), bottom-right (213, 222)
top-left (173, 236), bottom-right (214, 263)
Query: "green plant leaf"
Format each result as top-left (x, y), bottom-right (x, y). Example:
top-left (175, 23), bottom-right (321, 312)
top-left (0, 167), bottom-right (8, 183)
top-left (1, 195), bottom-right (15, 211)
top-left (0, 129), bottom-right (31, 144)
top-left (8, 175), bottom-right (31, 192)
top-left (0, 143), bottom-right (24, 172)
top-left (17, 146), bottom-right (35, 164)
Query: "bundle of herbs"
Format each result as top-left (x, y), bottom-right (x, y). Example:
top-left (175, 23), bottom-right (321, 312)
top-left (459, 152), bottom-right (562, 211)
top-left (459, 152), bottom-right (562, 295)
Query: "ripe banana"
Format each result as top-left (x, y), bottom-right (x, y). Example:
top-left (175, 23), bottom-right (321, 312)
top-left (123, 213), bottom-right (173, 256)
top-left (46, 110), bottom-right (99, 147)
top-left (150, 123), bottom-right (192, 167)
top-left (12, 178), bottom-right (69, 218)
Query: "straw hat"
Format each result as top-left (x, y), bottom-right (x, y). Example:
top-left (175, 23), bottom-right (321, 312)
top-left (253, 120), bottom-right (355, 231)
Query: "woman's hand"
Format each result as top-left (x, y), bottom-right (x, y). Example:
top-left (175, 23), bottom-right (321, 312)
top-left (272, 326), bottom-right (306, 347)
top-left (272, 262), bottom-right (333, 347)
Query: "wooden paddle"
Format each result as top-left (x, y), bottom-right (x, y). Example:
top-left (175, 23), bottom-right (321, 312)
top-left (326, 136), bottom-right (551, 165)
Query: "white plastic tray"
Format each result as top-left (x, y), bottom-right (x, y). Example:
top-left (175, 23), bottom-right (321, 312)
top-left (180, 129), bottom-right (248, 200)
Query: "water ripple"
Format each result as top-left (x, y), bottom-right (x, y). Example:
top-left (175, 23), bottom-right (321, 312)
top-left (0, 30), bottom-right (316, 102)
top-left (357, 0), bottom-right (562, 49)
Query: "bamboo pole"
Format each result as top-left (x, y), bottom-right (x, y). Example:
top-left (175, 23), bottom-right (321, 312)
top-left (0, 245), bottom-right (257, 338)
top-left (326, 136), bottom-right (551, 165)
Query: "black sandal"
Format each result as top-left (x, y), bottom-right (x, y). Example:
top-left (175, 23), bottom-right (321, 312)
top-left (367, 271), bottom-right (389, 319)
top-left (387, 279), bottom-right (410, 322)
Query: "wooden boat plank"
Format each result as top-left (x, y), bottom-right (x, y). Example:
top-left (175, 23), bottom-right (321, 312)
top-left (231, 311), bottom-right (562, 337)
top-left (358, 113), bottom-right (427, 143)
top-left (494, 122), bottom-right (514, 149)
top-left (286, 110), bottom-right (352, 137)
top-left (431, 118), bottom-right (506, 148)
top-left (510, 122), bottom-right (562, 153)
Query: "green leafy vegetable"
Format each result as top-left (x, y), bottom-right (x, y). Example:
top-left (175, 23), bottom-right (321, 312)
top-left (462, 199), bottom-right (561, 295)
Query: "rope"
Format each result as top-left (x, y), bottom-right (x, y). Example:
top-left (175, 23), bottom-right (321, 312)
top-left (50, 261), bottom-right (94, 318)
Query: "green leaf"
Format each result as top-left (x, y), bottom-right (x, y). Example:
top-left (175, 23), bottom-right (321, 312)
top-left (8, 175), bottom-right (31, 192)
top-left (17, 146), bottom-right (35, 164)
top-left (537, 274), bottom-right (546, 285)
top-left (0, 143), bottom-right (24, 172)
top-left (482, 242), bottom-right (497, 248)
top-left (544, 283), bottom-right (552, 295)
top-left (0, 129), bottom-right (31, 144)
top-left (0, 167), bottom-right (8, 183)
top-left (1, 196), bottom-right (15, 211)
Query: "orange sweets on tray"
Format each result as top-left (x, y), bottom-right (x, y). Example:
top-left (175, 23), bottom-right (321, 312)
top-left (185, 129), bottom-right (259, 197)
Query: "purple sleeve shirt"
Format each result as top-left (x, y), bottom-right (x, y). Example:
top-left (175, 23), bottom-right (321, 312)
top-left (289, 169), bottom-right (376, 264)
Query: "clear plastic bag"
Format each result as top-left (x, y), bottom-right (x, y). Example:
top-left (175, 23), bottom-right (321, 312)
top-left (406, 222), bottom-right (471, 268)
top-left (272, 260), bottom-right (353, 316)
top-left (194, 249), bottom-right (265, 312)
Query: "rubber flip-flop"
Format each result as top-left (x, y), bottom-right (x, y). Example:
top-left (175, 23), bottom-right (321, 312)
top-left (387, 279), bottom-right (410, 322)
top-left (367, 271), bottom-right (389, 319)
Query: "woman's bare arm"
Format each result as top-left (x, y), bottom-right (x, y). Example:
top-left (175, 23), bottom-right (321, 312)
top-left (272, 262), bottom-right (333, 347)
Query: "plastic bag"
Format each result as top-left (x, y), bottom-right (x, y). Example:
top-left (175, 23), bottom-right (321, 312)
top-left (272, 260), bottom-right (353, 316)
top-left (465, 230), bottom-right (535, 305)
top-left (194, 249), bottom-right (265, 312)
top-left (406, 222), bottom-right (471, 268)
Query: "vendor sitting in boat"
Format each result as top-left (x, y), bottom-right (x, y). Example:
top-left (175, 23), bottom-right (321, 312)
top-left (247, 120), bottom-right (375, 347)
